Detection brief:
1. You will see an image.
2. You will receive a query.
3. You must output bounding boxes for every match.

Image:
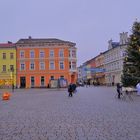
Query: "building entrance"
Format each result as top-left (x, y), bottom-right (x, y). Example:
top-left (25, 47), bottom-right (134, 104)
top-left (20, 77), bottom-right (26, 88)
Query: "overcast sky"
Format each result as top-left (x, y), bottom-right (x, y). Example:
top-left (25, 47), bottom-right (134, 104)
top-left (0, 0), bottom-right (140, 66)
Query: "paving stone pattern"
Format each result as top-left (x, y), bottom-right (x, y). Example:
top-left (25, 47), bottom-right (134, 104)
top-left (0, 87), bottom-right (140, 140)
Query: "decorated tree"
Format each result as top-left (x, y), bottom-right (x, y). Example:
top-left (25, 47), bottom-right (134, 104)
top-left (121, 21), bottom-right (140, 87)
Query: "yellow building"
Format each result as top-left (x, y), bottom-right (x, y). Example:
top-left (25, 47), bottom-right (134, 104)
top-left (0, 43), bottom-right (16, 88)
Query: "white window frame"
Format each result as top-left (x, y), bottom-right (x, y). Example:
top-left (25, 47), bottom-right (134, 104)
top-left (30, 62), bottom-right (35, 70)
top-left (40, 50), bottom-right (45, 58)
top-left (20, 51), bottom-right (25, 58)
top-left (40, 62), bottom-right (45, 70)
top-left (59, 49), bottom-right (64, 57)
top-left (59, 61), bottom-right (64, 70)
top-left (30, 50), bottom-right (35, 58)
top-left (20, 63), bottom-right (25, 70)
top-left (72, 49), bottom-right (76, 57)
top-left (49, 61), bottom-right (55, 70)
top-left (72, 61), bottom-right (76, 70)
top-left (49, 50), bottom-right (54, 57)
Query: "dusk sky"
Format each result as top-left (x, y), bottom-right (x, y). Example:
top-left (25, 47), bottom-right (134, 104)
top-left (0, 0), bottom-right (140, 66)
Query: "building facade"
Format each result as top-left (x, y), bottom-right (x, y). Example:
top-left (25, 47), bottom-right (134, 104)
top-left (0, 43), bottom-right (16, 88)
top-left (94, 53), bottom-right (105, 85)
top-left (16, 37), bottom-right (77, 88)
top-left (77, 57), bottom-right (97, 84)
top-left (77, 65), bottom-right (83, 82)
top-left (104, 32), bottom-right (128, 86)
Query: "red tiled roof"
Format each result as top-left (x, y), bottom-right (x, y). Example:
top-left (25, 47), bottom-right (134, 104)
top-left (0, 43), bottom-right (15, 48)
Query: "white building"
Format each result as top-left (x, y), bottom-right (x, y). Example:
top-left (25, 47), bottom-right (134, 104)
top-left (104, 32), bottom-right (128, 85)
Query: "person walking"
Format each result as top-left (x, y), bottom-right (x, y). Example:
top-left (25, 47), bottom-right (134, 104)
top-left (116, 83), bottom-right (122, 99)
top-left (68, 83), bottom-right (73, 97)
top-left (72, 83), bottom-right (77, 93)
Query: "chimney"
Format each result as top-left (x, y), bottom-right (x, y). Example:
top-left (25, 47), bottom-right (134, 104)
top-left (108, 39), bottom-right (113, 50)
top-left (8, 41), bottom-right (12, 44)
top-left (120, 32), bottom-right (128, 45)
top-left (28, 36), bottom-right (32, 39)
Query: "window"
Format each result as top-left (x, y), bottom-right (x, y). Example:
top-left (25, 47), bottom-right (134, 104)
top-left (20, 51), bottom-right (25, 58)
top-left (30, 50), bottom-right (35, 58)
top-left (2, 53), bottom-right (6, 59)
top-left (59, 49), bottom-right (64, 57)
top-left (50, 76), bottom-right (54, 80)
top-left (40, 62), bottom-right (45, 70)
top-left (72, 50), bottom-right (76, 57)
top-left (49, 50), bottom-right (54, 57)
top-left (49, 61), bottom-right (55, 70)
top-left (20, 63), bottom-right (25, 70)
top-left (30, 62), bottom-right (35, 70)
top-left (31, 76), bottom-right (35, 87)
top-left (60, 75), bottom-right (64, 79)
top-left (69, 62), bottom-right (72, 69)
top-left (41, 76), bottom-right (45, 86)
top-left (2, 65), bottom-right (6, 72)
top-left (10, 53), bottom-right (14, 59)
top-left (10, 65), bottom-right (14, 71)
top-left (122, 51), bottom-right (127, 57)
top-left (59, 61), bottom-right (64, 70)
top-left (69, 50), bottom-right (71, 57)
top-left (40, 51), bottom-right (45, 58)
top-left (72, 62), bottom-right (76, 69)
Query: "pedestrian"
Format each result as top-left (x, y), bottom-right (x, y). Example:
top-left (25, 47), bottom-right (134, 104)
top-left (88, 80), bottom-right (90, 87)
top-left (68, 83), bottom-right (73, 97)
top-left (12, 84), bottom-right (14, 92)
top-left (116, 83), bottom-right (122, 99)
top-left (136, 82), bottom-right (140, 95)
top-left (72, 83), bottom-right (77, 93)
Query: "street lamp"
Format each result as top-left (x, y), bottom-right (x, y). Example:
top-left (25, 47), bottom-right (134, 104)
top-left (9, 68), bottom-right (14, 92)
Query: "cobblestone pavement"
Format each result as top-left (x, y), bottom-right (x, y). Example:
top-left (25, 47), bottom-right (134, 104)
top-left (0, 87), bottom-right (140, 140)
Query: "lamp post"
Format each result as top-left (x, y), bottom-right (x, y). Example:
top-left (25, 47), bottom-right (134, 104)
top-left (12, 69), bottom-right (14, 92)
top-left (9, 68), bottom-right (14, 92)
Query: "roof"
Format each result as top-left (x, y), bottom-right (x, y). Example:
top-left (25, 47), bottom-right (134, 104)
top-left (0, 43), bottom-right (15, 48)
top-left (83, 51), bottom-right (106, 65)
top-left (16, 37), bottom-right (76, 46)
top-left (111, 42), bottom-right (120, 48)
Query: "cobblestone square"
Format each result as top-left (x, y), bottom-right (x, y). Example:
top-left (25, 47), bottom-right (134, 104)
top-left (0, 87), bottom-right (140, 140)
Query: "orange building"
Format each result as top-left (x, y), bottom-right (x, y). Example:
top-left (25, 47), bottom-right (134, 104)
top-left (16, 37), bottom-right (77, 88)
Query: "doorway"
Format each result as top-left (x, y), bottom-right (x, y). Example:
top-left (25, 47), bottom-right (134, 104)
top-left (20, 77), bottom-right (26, 88)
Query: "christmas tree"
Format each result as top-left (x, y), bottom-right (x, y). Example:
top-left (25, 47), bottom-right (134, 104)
top-left (121, 21), bottom-right (140, 87)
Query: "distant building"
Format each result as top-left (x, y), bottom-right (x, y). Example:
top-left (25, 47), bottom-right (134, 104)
top-left (0, 43), bottom-right (16, 87)
top-left (81, 53), bottom-right (105, 85)
top-left (78, 57), bottom-right (96, 83)
top-left (104, 32), bottom-right (128, 85)
top-left (78, 32), bottom-right (128, 86)
top-left (16, 37), bottom-right (77, 88)
top-left (94, 52), bottom-right (105, 85)
top-left (77, 65), bottom-right (83, 82)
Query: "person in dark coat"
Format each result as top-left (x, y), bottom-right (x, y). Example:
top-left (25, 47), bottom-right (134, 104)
top-left (68, 83), bottom-right (73, 97)
top-left (72, 83), bottom-right (77, 93)
top-left (116, 83), bottom-right (122, 99)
